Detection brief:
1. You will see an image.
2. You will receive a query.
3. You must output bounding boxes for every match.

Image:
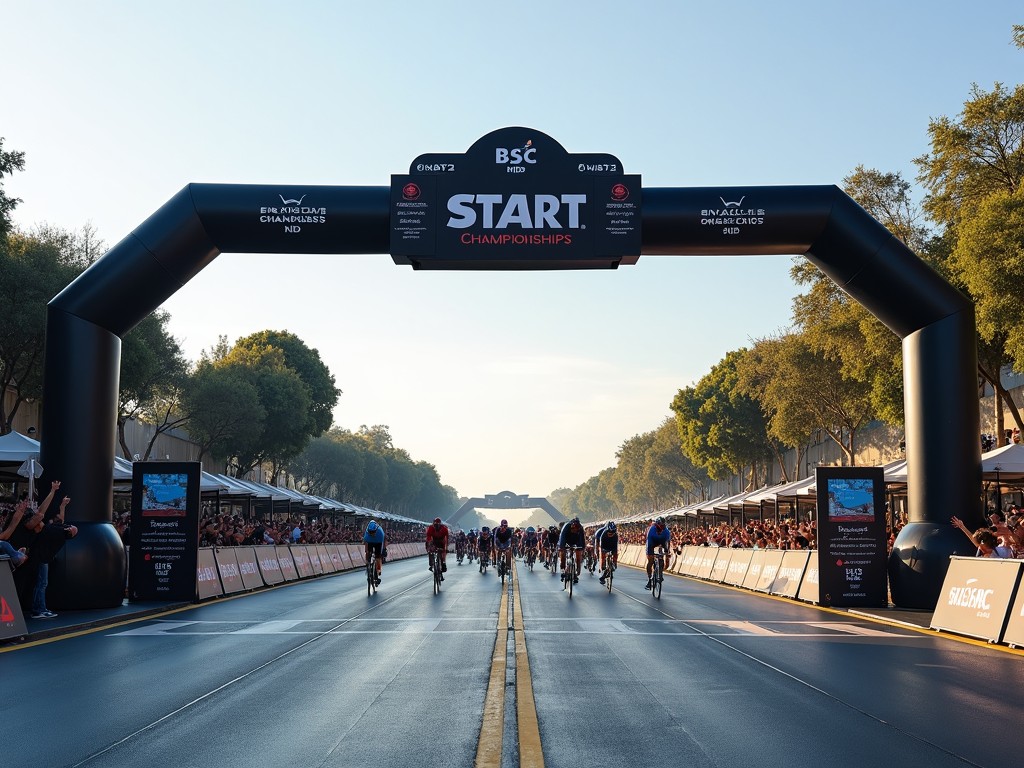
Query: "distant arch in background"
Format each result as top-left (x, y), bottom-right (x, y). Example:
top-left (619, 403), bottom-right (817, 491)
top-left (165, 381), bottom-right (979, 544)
top-left (40, 183), bottom-right (979, 610)
top-left (448, 490), bottom-right (566, 528)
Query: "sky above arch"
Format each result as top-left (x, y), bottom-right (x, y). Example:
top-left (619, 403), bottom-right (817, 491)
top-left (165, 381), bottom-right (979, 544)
top-left (5, 2), bottom-right (1021, 499)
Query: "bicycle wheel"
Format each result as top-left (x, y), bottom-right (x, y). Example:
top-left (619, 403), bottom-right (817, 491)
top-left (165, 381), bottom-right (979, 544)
top-left (433, 554), bottom-right (442, 594)
top-left (367, 554), bottom-right (375, 596)
top-left (652, 560), bottom-right (662, 599)
top-left (567, 559), bottom-right (574, 598)
top-left (606, 562), bottom-right (614, 592)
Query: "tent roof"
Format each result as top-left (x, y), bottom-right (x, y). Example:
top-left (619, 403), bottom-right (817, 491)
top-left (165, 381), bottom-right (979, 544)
top-left (0, 431), bottom-right (41, 463)
top-left (982, 443), bottom-right (1024, 478)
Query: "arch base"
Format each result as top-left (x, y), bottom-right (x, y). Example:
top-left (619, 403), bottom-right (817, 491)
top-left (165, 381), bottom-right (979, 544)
top-left (887, 522), bottom-right (975, 609)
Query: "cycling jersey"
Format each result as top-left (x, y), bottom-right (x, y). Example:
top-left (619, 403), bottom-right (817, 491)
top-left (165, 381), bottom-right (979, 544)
top-left (596, 528), bottom-right (619, 553)
top-left (494, 526), bottom-right (514, 548)
top-left (363, 527), bottom-right (385, 545)
top-left (426, 523), bottom-right (448, 548)
top-left (558, 524), bottom-right (586, 549)
top-left (646, 524), bottom-right (671, 554)
top-left (477, 533), bottom-right (493, 551)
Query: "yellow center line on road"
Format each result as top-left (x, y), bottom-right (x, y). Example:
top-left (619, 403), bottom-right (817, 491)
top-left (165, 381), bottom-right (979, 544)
top-left (512, 563), bottom-right (545, 768)
top-left (475, 579), bottom-right (508, 768)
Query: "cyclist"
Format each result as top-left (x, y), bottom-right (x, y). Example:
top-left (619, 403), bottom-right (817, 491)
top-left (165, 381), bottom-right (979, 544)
top-left (494, 519), bottom-right (514, 574)
top-left (477, 526), bottom-right (493, 569)
top-left (558, 517), bottom-right (586, 584)
top-left (543, 525), bottom-right (560, 568)
top-left (363, 520), bottom-right (385, 586)
top-left (595, 521), bottom-right (619, 585)
top-left (645, 516), bottom-right (672, 589)
top-left (425, 517), bottom-right (449, 580)
top-left (466, 528), bottom-right (479, 561)
top-left (522, 526), bottom-right (539, 565)
top-left (455, 529), bottom-right (468, 563)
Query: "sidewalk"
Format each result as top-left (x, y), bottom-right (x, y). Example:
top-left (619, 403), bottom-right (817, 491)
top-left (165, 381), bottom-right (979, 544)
top-left (10, 599), bottom-right (190, 644)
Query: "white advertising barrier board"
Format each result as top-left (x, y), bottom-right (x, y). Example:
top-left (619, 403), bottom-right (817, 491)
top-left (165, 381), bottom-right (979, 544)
top-left (710, 548), bottom-right (733, 583)
top-left (291, 546), bottom-right (315, 578)
top-left (772, 550), bottom-right (811, 598)
top-left (196, 548), bottom-right (223, 600)
top-left (696, 548), bottom-right (720, 580)
top-left (741, 550), bottom-right (768, 590)
top-left (317, 545), bottom-right (335, 573)
top-left (683, 547), bottom-right (703, 577)
top-left (214, 548), bottom-right (245, 594)
top-left (254, 546), bottom-right (284, 585)
top-left (307, 547), bottom-right (324, 575)
top-left (234, 547), bottom-right (264, 590)
top-left (724, 549), bottom-right (753, 586)
top-left (754, 550), bottom-right (786, 593)
top-left (930, 556), bottom-right (1023, 643)
top-left (796, 552), bottom-right (820, 604)
top-left (277, 547), bottom-right (298, 581)
top-left (1001, 566), bottom-right (1024, 648)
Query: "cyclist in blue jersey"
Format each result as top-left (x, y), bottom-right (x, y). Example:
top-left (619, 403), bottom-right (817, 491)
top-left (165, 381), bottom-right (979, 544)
top-left (645, 517), bottom-right (671, 589)
top-left (363, 520), bottom-right (385, 586)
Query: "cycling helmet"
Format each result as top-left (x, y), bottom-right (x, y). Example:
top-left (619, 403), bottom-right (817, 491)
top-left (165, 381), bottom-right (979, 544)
top-left (607, 522), bottom-right (617, 532)
top-left (433, 517), bottom-right (442, 524)
top-left (367, 521), bottom-right (379, 533)
top-left (654, 517), bottom-right (665, 528)
top-left (549, 525), bottom-right (557, 531)
top-left (500, 519), bottom-right (508, 526)
top-left (571, 517), bottom-right (581, 526)
top-left (482, 526), bottom-right (490, 532)
top-left (527, 526), bottom-right (535, 533)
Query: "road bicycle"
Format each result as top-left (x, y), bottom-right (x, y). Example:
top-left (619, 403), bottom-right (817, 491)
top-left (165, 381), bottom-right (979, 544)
top-left (562, 546), bottom-right (581, 598)
top-left (456, 543), bottom-right (466, 565)
top-left (366, 549), bottom-right (377, 597)
top-left (525, 547), bottom-right (537, 572)
top-left (496, 551), bottom-right (509, 585)
top-left (479, 550), bottom-right (490, 575)
top-left (548, 547), bottom-right (559, 577)
top-left (650, 548), bottom-right (666, 599)
top-left (584, 548), bottom-right (597, 575)
top-left (431, 549), bottom-right (443, 594)
top-left (601, 556), bottom-right (616, 593)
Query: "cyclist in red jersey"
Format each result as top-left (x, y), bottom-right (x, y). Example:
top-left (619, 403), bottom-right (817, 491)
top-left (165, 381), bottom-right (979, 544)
top-left (425, 517), bottom-right (449, 579)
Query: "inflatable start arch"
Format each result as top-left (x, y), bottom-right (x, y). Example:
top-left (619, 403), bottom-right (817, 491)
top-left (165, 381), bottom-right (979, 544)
top-left (39, 128), bottom-right (980, 610)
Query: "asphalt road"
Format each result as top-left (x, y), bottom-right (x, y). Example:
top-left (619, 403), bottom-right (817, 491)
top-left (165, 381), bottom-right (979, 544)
top-left (2, 554), bottom-right (1020, 768)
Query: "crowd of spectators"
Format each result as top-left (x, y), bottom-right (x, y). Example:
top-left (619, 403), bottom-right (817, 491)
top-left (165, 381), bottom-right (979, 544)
top-left (609, 515), bottom-right (909, 556)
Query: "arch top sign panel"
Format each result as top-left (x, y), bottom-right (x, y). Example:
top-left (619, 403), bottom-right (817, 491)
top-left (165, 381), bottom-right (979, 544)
top-left (390, 127), bottom-right (641, 270)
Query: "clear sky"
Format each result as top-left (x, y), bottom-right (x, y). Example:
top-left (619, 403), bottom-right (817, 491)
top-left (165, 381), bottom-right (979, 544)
top-left (5, 2), bottom-right (1021, 501)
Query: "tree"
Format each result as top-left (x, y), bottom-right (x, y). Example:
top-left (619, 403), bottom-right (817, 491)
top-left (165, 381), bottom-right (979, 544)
top-left (183, 362), bottom-right (265, 465)
top-left (738, 332), bottom-right (874, 467)
top-left (915, 82), bottom-right (1024, 229)
top-left (117, 310), bottom-right (188, 459)
top-left (671, 349), bottom-right (777, 488)
top-left (0, 138), bottom-right (26, 237)
top-left (916, 75), bottom-right (1024, 443)
top-left (218, 344), bottom-right (311, 478)
top-left (232, 330), bottom-right (339, 437)
top-left (0, 230), bottom-right (84, 433)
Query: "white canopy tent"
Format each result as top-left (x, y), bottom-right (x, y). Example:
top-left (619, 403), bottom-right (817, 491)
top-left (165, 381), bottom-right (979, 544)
top-left (0, 430), bottom-right (41, 463)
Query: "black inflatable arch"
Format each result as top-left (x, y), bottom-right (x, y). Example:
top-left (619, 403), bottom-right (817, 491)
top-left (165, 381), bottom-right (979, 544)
top-left (39, 183), bottom-right (980, 610)
top-left (448, 491), bottom-right (566, 528)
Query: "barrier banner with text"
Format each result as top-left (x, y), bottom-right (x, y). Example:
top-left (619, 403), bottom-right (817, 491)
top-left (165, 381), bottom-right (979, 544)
top-left (196, 548), bottom-right (223, 600)
top-left (931, 556), bottom-right (1022, 643)
top-left (129, 462), bottom-right (201, 602)
top-left (0, 563), bottom-right (27, 640)
top-left (815, 466), bottom-right (887, 607)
